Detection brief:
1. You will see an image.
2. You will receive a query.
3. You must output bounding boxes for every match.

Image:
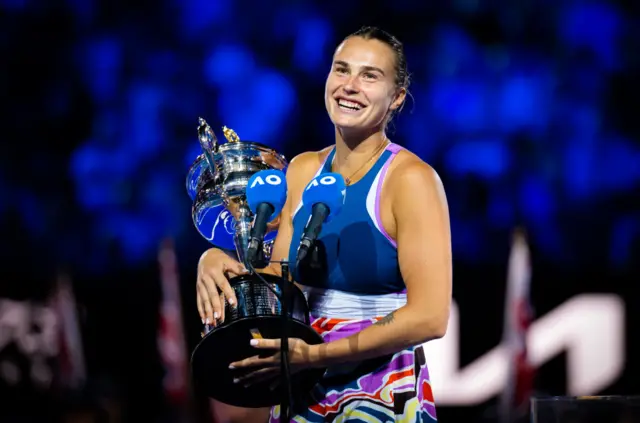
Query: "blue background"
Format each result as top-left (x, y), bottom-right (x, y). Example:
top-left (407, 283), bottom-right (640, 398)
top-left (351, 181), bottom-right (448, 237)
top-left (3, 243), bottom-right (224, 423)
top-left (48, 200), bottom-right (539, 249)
top-left (0, 0), bottom-right (639, 422)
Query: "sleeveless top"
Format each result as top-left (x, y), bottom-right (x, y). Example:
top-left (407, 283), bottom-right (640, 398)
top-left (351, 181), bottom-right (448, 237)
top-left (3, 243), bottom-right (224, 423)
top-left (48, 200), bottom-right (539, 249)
top-left (287, 143), bottom-right (404, 295)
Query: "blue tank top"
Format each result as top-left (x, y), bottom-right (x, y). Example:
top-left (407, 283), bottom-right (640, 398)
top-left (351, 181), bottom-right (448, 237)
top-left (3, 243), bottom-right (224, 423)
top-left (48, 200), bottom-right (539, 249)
top-left (288, 143), bottom-right (405, 295)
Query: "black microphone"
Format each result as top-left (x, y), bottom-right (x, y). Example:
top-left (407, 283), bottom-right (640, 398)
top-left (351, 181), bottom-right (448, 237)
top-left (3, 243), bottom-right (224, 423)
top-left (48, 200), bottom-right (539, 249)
top-left (295, 173), bottom-right (347, 266)
top-left (296, 203), bottom-right (330, 264)
top-left (245, 170), bottom-right (287, 267)
top-left (247, 202), bottom-right (276, 265)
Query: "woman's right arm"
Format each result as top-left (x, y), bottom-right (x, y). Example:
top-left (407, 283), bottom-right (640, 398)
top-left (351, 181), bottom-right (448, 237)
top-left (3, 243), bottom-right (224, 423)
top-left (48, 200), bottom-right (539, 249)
top-left (196, 151), bottom-right (321, 325)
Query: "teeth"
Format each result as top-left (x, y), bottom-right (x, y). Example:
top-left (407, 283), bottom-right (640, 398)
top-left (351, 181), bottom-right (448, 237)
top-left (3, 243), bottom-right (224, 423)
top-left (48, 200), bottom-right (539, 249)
top-left (338, 99), bottom-right (363, 110)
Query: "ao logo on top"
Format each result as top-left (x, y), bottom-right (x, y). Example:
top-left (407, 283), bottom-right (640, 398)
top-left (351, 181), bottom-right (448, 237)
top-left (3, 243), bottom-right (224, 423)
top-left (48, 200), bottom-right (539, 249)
top-left (306, 175), bottom-right (338, 189)
top-left (249, 174), bottom-right (283, 188)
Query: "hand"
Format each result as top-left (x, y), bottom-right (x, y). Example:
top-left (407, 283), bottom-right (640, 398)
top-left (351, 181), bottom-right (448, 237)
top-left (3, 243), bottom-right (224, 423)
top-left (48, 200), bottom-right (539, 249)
top-left (229, 338), bottom-right (319, 387)
top-left (196, 248), bottom-right (248, 326)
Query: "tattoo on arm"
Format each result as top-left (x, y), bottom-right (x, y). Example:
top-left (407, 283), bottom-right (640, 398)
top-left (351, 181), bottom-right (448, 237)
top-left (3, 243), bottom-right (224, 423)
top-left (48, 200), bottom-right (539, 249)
top-left (375, 311), bottom-right (396, 326)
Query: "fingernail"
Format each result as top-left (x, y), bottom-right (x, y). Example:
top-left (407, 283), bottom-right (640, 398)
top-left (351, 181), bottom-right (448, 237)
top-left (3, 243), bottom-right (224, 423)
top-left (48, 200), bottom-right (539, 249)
top-left (233, 378), bottom-right (239, 384)
top-left (205, 318), bottom-right (210, 325)
top-left (228, 364), bottom-right (235, 369)
top-left (201, 318), bottom-right (205, 324)
top-left (243, 267), bottom-right (249, 273)
top-left (250, 339), bottom-right (259, 346)
top-left (213, 312), bottom-right (219, 319)
top-left (228, 298), bottom-right (235, 306)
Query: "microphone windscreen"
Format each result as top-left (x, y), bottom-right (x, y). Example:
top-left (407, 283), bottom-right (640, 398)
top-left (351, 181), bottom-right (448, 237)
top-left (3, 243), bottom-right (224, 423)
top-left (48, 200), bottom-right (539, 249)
top-left (246, 169), bottom-right (287, 220)
top-left (301, 172), bottom-right (347, 221)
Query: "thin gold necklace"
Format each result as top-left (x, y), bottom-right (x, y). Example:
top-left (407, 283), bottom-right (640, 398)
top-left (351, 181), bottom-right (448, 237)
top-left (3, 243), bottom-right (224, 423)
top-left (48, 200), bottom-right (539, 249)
top-left (334, 139), bottom-right (389, 186)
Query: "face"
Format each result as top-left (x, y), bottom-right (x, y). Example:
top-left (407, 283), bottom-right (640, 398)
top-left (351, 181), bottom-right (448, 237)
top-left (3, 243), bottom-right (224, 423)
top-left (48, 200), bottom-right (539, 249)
top-left (325, 36), bottom-right (406, 132)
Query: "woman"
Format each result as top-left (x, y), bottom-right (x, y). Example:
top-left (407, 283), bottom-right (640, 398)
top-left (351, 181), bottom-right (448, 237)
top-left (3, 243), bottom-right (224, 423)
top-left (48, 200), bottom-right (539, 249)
top-left (196, 26), bottom-right (452, 422)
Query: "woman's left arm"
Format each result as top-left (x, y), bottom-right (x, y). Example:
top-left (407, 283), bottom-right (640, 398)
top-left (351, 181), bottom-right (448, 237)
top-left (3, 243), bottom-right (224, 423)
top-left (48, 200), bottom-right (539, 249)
top-left (312, 160), bottom-right (452, 366)
top-left (232, 161), bottom-right (452, 377)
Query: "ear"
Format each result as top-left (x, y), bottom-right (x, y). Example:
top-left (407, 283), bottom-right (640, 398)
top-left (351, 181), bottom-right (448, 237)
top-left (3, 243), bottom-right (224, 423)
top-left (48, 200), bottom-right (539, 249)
top-left (390, 87), bottom-right (407, 111)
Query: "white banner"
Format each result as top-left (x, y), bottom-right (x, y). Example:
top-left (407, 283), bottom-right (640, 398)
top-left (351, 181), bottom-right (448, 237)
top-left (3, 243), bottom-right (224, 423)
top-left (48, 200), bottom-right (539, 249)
top-left (423, 294), bottom-right (626, 405)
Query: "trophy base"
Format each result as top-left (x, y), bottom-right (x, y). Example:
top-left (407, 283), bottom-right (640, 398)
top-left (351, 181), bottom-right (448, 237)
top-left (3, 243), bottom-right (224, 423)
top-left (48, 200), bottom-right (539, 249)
top-left (191, 315), bottom-right (325, 408)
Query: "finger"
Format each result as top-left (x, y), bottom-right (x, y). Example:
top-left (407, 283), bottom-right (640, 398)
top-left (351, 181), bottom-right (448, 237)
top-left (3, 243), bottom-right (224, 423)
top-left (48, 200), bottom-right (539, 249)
top-left (201, 273), bottom-right (222, 323)
top-left (218, 292), bottom-right (225, 323)
top-left (229, 354), bottom-right (277, 370)
top-left (196, 280), bottom-right (214, 323)
top-left (196, 286), bottom-right (205, 323)
top-left (225, 259), bottom-right (249, 277)
top-left (234, 368), bottom-right (279, 387)
top-left (210, 267), bottom-right (237, 308)
top-left (249, 338), bottom-right (281, 350)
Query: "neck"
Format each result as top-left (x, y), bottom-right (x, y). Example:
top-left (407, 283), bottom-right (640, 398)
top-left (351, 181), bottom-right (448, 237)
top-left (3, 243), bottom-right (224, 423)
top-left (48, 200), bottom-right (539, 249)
top-left (333, 126), bottom-right (387, 170)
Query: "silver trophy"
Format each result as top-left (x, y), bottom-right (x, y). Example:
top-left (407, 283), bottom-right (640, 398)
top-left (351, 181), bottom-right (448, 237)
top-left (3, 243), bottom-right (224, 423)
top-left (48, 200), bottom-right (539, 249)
top-left (186, 118), bottom-right (326, 408)
top-left (187, 118), bottom-right (287, 266)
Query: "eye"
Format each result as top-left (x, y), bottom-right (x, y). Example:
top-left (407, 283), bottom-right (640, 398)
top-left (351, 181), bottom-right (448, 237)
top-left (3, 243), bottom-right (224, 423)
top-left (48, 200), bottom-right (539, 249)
top-left (335, 67), bottom-right (348, 74)
top-left (362, 72), bottom-right (378, 80)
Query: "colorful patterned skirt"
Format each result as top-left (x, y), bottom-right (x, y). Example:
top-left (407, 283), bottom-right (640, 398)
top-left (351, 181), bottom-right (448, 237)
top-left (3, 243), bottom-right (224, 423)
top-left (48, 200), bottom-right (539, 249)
top-left (269, 287), bottom-right (438, 422)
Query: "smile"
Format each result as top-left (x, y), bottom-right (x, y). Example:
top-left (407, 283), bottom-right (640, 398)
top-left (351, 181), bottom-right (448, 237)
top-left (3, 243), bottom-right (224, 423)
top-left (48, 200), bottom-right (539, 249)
top-left (336, 98), bottom-right (366, 112)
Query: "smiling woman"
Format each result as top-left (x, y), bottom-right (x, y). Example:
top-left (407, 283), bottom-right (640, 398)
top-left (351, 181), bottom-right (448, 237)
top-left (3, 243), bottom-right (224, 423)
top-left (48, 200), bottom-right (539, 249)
top-left (197, 26), bottom-right (451, 422)
top-left (325, 28), bottom-right (409, 141)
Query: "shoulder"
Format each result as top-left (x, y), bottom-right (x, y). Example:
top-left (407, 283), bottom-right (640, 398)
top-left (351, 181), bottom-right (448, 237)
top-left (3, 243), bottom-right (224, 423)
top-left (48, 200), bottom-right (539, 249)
top-left (285, 147), bottom-right (332, 183)
top-left (385, 147), bottom-right (446, 206)
top-left (386, 148), bottom-right (442, 188)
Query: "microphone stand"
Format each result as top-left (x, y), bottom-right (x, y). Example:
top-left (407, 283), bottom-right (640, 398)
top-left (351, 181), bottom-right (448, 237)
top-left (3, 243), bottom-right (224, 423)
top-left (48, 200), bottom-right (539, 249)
top-left (249, 250), bottom-right (294, 420)
top-left (278, 260), bottom-right (293, 422)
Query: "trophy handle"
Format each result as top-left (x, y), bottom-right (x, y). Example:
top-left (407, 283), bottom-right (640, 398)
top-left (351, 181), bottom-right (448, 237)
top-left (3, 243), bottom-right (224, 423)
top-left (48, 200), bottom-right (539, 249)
top-left (198, 118), bottom-right (218, 170)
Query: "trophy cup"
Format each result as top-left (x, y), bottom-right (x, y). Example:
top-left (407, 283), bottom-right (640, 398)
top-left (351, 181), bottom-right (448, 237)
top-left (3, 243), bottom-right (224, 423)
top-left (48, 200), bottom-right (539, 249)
top-left (186, 118), bottom-right (325, 408)
top-left (187, 118), bottom-right (283, 264)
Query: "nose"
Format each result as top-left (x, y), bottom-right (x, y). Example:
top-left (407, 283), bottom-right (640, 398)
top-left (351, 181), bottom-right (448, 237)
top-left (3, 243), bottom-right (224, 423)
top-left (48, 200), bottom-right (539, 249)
top-left (342, 75), bottom-right (360, 94)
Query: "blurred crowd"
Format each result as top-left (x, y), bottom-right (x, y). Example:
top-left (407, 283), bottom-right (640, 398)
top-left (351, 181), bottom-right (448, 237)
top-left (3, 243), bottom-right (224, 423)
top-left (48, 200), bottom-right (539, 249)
top-left (1, 0), bottom-right (638, 273)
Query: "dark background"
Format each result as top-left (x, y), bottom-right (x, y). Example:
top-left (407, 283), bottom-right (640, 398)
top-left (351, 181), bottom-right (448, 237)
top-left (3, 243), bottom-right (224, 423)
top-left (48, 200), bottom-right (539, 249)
top-left (0, 0), bottom-right (639, 422)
